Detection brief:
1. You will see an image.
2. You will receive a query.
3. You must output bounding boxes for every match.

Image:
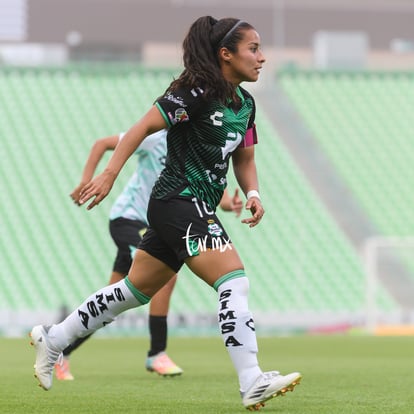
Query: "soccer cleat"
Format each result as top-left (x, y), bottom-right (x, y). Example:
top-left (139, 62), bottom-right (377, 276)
top-left (241, 371), bottom-right (302, 411)
top-left (145, 352), bottom-right (183, 377)
top-left (55, 356), bottom-right (74, 381)
top-left (29, 325), bottom-right (62, 390)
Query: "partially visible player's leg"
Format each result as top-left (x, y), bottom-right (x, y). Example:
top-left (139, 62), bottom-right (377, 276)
top-left (186, 249), bottom-right (302, 410)
top-left (146, 275), bottom-right (183, 376)
top-left (148, 275), bottom-right (177, 354)
top-left (55, 270), bottom-right (126, 381)
top-left (55, 218), bottom-right (144, 381)
top-left (30, 249), bottom-right (175, 391)
top-left (143, 196), bottom-right (302, 408)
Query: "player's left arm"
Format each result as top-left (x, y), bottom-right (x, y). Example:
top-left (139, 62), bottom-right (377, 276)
top-left (232, 145), bottom-right (264, 227)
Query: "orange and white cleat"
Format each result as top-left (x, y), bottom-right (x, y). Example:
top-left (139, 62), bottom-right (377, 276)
top-left (55, 356), bottom-right (74, 381)
top-left (145, 352), bottom-right (183, 377)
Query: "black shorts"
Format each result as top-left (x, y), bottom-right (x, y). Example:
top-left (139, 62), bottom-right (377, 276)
top-left (139, 196), bottom-right (231, 273)
top-left (109, 217), bottom-right (148, 274)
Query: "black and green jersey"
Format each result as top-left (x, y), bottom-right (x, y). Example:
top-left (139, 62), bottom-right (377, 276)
top-left (153, 85), bottom-right (258, 210)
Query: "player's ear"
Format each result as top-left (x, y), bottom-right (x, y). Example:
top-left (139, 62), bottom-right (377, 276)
top-left (218, 47), bottom-right (232, 63)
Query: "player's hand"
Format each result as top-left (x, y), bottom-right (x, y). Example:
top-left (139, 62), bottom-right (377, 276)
top-left (79, 170), bottom-right (116, 210)
top-left (241, 196), bottom-right (264, 228)
top-left (230, 188), bottom-right (243, 217)
top-left (70, 182), bottom-right (87, 205)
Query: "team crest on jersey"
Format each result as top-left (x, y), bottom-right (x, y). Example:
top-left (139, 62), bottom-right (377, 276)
top-left (207, 219), bottom-right (223, 236)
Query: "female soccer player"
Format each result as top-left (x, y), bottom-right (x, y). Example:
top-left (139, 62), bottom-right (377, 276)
top-left (30, 16), bottom-right (302, 410)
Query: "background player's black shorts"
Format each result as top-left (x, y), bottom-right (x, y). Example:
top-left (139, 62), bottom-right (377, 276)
top-left (109, 217), bottom-right (148, 274)
top-left (139, 196), bottom-right (232, 273)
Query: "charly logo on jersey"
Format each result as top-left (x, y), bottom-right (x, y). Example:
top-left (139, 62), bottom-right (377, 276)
top-left (210, 111), bottom-right (223, 126)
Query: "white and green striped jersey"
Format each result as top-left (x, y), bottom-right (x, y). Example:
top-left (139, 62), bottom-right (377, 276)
top-left (109, 130), bottom-right (167, 223)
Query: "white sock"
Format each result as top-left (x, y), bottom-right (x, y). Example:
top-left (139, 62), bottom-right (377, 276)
top-left (217, 276), bottom-right (263, 393)
top-left (48, 277), bottom-right (148, 350)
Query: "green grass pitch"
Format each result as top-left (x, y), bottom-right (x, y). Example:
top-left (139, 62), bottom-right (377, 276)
top-left (1, 335), bottom-right (413, 413)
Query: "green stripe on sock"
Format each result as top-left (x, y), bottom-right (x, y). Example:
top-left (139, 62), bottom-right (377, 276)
top-left (213, 269), bottom-right (246, 291)
top-left (124, 276), bottom-right (150, 304)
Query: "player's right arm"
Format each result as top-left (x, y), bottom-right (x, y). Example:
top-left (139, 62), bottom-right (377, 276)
top-left (219, 188), bottom-right (242, 217)
top-left (70, 135), bottom-right (119, 205)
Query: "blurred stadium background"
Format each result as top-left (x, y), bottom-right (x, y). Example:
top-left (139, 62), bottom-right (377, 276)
top-left (2, 0), bottom-right (414, 337)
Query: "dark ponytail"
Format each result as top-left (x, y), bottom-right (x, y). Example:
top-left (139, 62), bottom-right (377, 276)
top-left (168, 16), bottom-right (254, 103)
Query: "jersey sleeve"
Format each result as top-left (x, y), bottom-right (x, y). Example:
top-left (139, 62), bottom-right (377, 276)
top-left (238, 123), bottom-right (258, 148)
top-left (238, 87), bottom-right (258, 148)
top-left (155, 86), bottom-right (204, 127)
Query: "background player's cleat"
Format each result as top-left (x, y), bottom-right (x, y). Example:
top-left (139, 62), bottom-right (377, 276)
top-left (241, 371), bottom-right (302, 411)
top-left (55, 356), bottom-right (74, 381)
top-left (29, 325), bottom-right (62, 390)
top-left (145, 352), bottom-right (183, 377)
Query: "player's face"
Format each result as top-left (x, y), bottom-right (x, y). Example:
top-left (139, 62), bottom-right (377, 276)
top-left (225, 29), bottom-right (266, 84)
